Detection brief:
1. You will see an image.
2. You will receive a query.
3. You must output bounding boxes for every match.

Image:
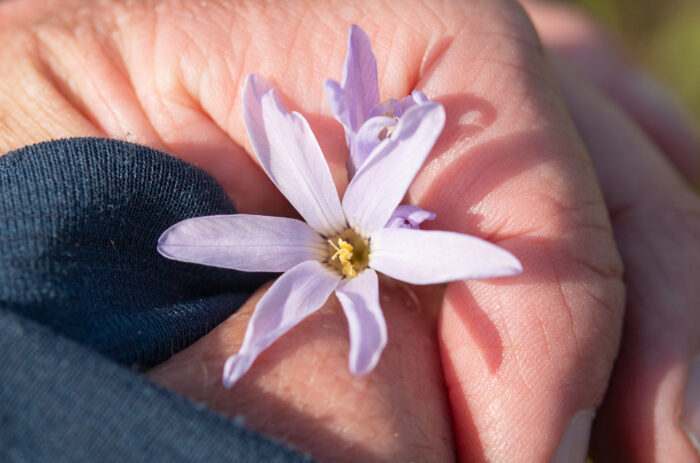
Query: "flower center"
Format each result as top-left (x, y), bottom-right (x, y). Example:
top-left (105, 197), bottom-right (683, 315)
top-left (377, 122), bottom-right (397, 141)
top-left (377, 109), bottom-right (400, 142)
top-left (327, 229), bottom-right (370, 278)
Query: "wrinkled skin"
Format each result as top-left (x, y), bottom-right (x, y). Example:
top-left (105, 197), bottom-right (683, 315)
top-left (0, 0), bottom-right (698, 461)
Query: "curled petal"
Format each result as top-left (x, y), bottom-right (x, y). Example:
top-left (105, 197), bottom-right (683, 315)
top-left (369, 228), bottom-right (522, 285)
top-left (385, 205), bottom-right (436, 229)
top-left (349, 115), bottom-right (395, 175)
top-left (335, 269), bottom-right (386, 376)
top-left (223, 261), bottom-right (341, 388)
top-left (408, 90), bottom-right (429, 106)
top-left (394, 91), bottom-right (428, 115)
top-left (343, 102), bottom-right (446, 237)
top-left (158, 215), bottom-right (324, 272)
top-left (243, 74), bottom-right (346, 236)
top-left (369, 98), bottom-right (403, 119)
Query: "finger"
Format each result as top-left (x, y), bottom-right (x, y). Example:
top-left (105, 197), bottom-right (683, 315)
top-left (521, 0), bottom-right (700, 185)
top-left (403, 1), bottom-right (624, 460)
top-left (0, 23), bottom-right (103, 153)
top-left (4, 1), bottom-right (625, 461)
top-left (0, 2), bottom-right (284, 216)
top-left (1, 3), bottom-right (457, 460)
top-left (144, 0), bottom-right (625, 460)
top-left (0, 0), bottom-right (82, 27)
top-left (552, 56), bottom-right (700, 462)
top-left (147, 276), bottom-right (454, 463)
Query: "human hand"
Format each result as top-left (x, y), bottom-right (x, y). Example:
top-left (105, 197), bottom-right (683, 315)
top-left (0, 0), bottom-right (625, 461)
top-left (524, 2), bottom-right (700, 461)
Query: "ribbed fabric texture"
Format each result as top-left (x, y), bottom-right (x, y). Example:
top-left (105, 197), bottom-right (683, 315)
top-left (0, 138), bottom-right (313, 462)
top-left (0, 137), bottom-right (270, 367)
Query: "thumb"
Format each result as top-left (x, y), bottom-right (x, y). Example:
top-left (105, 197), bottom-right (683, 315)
top-left (408, 1), bottom-right (625, 460)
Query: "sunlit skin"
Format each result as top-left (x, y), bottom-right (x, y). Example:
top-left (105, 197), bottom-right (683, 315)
top-left (1, 0), bottom-right (699, 461)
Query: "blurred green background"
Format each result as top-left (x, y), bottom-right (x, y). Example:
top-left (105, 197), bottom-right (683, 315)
top-left (563, 0), bottom-right (700, 125)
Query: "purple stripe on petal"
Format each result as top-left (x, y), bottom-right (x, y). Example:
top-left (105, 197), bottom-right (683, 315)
top-left (223, 260), bottom-right (341, 388)
top-left (369, 228), bottom-right (522, 285)
top-left (335, 269), bottom-right (386, 376)
top-left (243, 74), bottom-right (346, 236)
top-left (342, 102), bottom-right (445, 237)
top-left (342, 25), bottom-right (380, 133)
top-left (157, 214), bottom-right (324, 272)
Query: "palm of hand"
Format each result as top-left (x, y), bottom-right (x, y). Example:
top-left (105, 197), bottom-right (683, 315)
top-left (0, 0), bottom-right (624, 461)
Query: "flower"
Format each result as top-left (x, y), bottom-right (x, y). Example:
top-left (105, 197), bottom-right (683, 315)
top-left (157, 74), bottom-right (522, 388)
top-left (325, 25), bottom-right (436, 229)
top-left (385, 204), bottom-right (436, 229)
top-left (324, 26), bottom-right (434, 175)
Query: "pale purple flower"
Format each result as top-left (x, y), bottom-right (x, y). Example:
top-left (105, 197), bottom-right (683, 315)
top-left (325, 25), bottom-right (436, 229)
top-left (324, 26), bottom-right (433, 175)
top-left (158, 74), bottom-right (522, 388)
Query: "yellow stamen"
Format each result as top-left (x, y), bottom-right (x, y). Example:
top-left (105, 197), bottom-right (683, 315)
top-left (342, 261), bottom-right (355, 278)
top-left (326, 231), bottom-right (369, 279)
top-left (384, 125), bottom-right (396, 139)
top-left (329, 238), bottom-right (353, 263)
top-left (328, 238), bottom-right (357, 278)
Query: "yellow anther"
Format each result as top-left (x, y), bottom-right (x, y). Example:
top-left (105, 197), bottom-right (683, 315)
top-left (329, 238), bottom-right (353, 263)
top-left (378, 123), bottom-right (397, 141)
top-left (342, 261), bottom-right (355, 278)
top-left (328, 238), bottom-right (357, 278)
top-left (327, 231), bottom-right (368, 279)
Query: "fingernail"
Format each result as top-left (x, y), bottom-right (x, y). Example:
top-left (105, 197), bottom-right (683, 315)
top-left (551, 410), bottom-right (595, 463)
top-left (680, 357), bottom-right (700, 453)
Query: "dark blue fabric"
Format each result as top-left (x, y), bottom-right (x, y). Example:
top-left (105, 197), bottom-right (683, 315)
top-left (0, 137), bottom-right (270, 368)
top-left (0, 309), bottom-right (313, 463)
top-left (0, 138), bottom-right (314, 462)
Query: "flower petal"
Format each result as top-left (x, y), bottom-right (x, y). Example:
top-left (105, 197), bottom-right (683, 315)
top-left (243, 74), bottom-right (346, 236)
top-left (158, 214), bottom-right (324, 272)
top-left (324, 25), bottom-right (381, 150)
top-left (335, 269), bottom-right (386, 376)
top-left (407, 90), bottom-right (429, 106)
top-left (349, 115), bottom-right (395, 175)
top-left (222, 260), bottom-right (341, 388)
top-left (385, 204), bottom-right (436, 229)
top-left (341, 25), bottom-right (380, 133)
top-left (342, 102), bottom-right (446, 237)
top-left (368, 98), bottom-right (403, 119)
top-left (324, 79), bottom-right (352, 147)
top-left (369, 228), bottom-right (522, 284)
